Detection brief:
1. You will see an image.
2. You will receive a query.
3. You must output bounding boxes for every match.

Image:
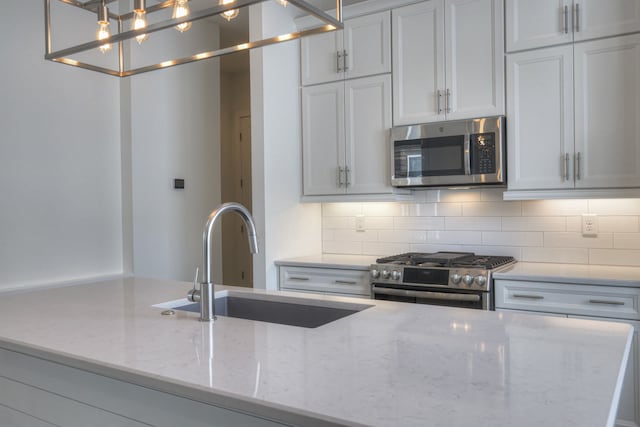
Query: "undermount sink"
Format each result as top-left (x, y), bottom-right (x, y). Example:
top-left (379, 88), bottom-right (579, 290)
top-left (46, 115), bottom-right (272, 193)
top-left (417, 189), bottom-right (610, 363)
top-left (164, 291), bottom-right (373, 328)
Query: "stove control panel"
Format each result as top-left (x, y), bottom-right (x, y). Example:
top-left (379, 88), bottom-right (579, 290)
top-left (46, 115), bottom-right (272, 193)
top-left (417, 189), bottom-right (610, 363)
top-left (369, 265), bottom-right (492, 291)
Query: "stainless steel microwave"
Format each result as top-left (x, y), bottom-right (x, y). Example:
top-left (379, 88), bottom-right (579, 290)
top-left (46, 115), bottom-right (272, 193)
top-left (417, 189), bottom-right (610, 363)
top-left (391, 116), bottom-right (506, 188)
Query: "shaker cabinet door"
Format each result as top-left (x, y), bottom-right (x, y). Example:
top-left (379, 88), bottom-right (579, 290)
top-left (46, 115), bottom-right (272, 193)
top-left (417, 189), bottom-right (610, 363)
top-left (507, 45), bottom-right (574, 190)
top-left (505, 0), bottom-right (573, 52)
top-left (573, 0), bottom-right (640, 43)
top-left (343, 11), bottom-right (391, 81)
top-left (300, 31), bottom-right (343, 86)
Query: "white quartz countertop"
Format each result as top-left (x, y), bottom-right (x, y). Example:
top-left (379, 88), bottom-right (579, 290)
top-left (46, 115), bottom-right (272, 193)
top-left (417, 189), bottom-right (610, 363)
top-left (494, 262), bottom-right (640, 287)
top-left (275, 254), bottom-right (379, 270)
top-left (0, 277), bottom-right (632, 427)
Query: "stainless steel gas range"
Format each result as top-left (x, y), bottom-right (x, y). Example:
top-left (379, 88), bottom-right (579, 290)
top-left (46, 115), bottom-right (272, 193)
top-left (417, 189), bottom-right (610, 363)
top-left (370, 252), bottom-right (516, 310)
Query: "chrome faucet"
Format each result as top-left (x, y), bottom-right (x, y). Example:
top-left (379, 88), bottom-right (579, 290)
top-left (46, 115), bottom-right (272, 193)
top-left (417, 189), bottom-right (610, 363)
top-left (187, 202), bottom-right (259, 322)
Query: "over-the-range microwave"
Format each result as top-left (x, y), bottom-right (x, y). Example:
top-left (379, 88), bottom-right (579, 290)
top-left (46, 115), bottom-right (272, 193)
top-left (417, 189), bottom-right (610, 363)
top-left (391, 116), bottom-right (506, 188)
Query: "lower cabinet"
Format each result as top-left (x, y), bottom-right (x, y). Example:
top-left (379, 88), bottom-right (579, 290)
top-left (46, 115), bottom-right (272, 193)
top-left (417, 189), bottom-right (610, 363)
top-left (495, 279), bottom-right (640, 427)
top-left (279, 265), bottom-right (371, 298)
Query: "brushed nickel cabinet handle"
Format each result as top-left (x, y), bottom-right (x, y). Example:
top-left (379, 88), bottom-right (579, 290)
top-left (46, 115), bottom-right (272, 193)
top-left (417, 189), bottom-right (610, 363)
top-left (343, 50), bottom-right (349, 71)
top-left (589, 299), bottom-right (625, 306)
top-left (563, 5), bottom-right (569, 34)
top-left (437, 90), bottom-right (443, 114)
top-left (335, 280), bottom-right (357, 285)
top-left (512, 293), bottom-right (544, 300)
top-left (289, 276), bottom-right (310, 281)
top-left (337, 166), bottom-right (344, 187)
top-left (575, 152), bottom-right (581, 180)
top-left (574, 3), bottom-right (580, 32)
top-left (445, 88), bottom-right (451, 114)
top-left (562, 153), bottom-right (570, 181)
top-left (336, 50), bottom-right (342, 72)
top-left (345, 166), bottom-right (351, 187)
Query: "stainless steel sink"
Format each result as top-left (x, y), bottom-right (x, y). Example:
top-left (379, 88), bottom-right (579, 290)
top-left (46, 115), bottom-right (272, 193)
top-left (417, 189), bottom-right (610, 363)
top-left (167, 291), bottom-right (372, 328)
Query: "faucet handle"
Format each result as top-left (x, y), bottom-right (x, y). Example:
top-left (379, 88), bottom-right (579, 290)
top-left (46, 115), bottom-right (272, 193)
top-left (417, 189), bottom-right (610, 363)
top-left (187, 267), bottom-right (201, 302)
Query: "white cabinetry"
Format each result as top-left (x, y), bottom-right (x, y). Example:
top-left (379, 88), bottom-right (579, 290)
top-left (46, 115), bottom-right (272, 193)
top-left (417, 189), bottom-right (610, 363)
top-left (301, 11), bottom-right (391, 86)
top-left (506, 33), bottom-right (640, 193)
top-left (495, 279), bottom-right (640, 427)
top-left (302, 74), bottom-right (392, 196)
top-left (279, 265), bottom-right (371, 298)
top-left (392, 0), bottom-right (504, 125)
top-left (506, 0), bottom-right (640, 52)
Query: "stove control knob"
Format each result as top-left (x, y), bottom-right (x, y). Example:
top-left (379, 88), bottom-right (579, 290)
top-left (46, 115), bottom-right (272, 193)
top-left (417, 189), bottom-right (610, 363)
top-left (450, 273), bottom-right (462, 284)
top-left (475, 276), bottom-right (487, 287)
top-left (462, 274), bottom-right (474, 286)
top-left (382, 269), bottom-right (390, 279)
top-left (391, 270), bottom-right (401, 281)
top-left (370, 269), bottom-right (380, 279)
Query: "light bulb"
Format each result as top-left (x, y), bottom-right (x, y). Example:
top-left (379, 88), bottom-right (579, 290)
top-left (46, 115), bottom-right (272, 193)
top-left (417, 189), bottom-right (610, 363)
top-left (219, 0), bottom-right (239, 21)
top-left (132, 10), bottom-right (149, 44)
top-left (96, 22), bottom-right (112, 53)
top-left (173, 0), bottom-right (192, 33)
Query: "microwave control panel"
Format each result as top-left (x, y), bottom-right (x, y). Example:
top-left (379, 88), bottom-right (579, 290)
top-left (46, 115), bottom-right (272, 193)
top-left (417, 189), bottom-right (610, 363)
top-left (470, 132), bottom-right (496, 174)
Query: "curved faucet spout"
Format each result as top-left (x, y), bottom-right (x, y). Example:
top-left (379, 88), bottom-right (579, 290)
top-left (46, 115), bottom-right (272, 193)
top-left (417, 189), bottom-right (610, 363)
top-left (195, 202), bottom-right (259, 322)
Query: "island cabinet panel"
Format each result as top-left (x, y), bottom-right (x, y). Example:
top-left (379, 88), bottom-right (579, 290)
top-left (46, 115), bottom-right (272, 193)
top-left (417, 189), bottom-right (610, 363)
top-left (0, 404), bottom-right (56, 427)
top-left (0, 348), bottom-right (288, 427)
top-left (495, 279), bottom-right (640, 427)
top-left (279, 265), bottom-right (371, 297)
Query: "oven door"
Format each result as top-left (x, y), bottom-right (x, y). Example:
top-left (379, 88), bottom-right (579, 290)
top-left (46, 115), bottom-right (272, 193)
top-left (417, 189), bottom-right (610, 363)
top-left (372, 284), bottom-right (490, 310)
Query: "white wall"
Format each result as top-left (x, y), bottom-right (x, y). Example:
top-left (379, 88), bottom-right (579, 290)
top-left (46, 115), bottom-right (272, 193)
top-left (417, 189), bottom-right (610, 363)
top-left (250, 3), bottom-right (322, 290)
top-left (0, 1), bottom-right (123, 291)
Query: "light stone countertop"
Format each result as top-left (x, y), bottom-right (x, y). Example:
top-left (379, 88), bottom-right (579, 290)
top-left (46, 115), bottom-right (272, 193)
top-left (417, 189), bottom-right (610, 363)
top-left (0, 277), bottom-right (632, 427)
top-left (494, 262), bottom-right (640, 287)
top-left (275, 254), bottom-right (380, 270)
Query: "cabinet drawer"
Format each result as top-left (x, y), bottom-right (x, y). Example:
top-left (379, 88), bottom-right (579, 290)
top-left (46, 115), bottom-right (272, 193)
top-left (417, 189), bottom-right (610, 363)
top-left (495, 280), bottom-right (640, 320)
top-left (279, 266), bottom-right (370, 297)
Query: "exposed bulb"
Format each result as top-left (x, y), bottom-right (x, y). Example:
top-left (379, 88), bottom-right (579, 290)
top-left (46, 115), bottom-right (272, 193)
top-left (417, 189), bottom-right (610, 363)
top-left (173, 0), bottom-right (192, 33)
top-left (219, 0), bottom-right (239, 21)
top-left (276, 0), bottom-right (288, 6)
top-left (132, 10), bottom-right (149, 44)
top-left (96, 22), bottom-right (112, 53)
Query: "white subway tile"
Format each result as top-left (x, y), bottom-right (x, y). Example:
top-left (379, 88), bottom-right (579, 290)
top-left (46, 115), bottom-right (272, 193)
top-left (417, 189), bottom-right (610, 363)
top-left (434, 203), bottom-right (463, 217)
top-left (482, 232), bottom-right (543, 247)
top-left (323, 240), bottom-right (362, 255)
top-left (480, 189), bottom-right (506, 201)
top-left (588, 199), bottom-right (640, 215)
top-left (521, 200), bottom-right (588, 216)
top-left (458, 245), bottom-right (522, 259)
top-left (402, 203), bottom-right (437, 217)
top-left (589, 249), bottom-right (640, 267)
top-left (521, 247), bottom-right (589, 264)
top-left (614, 233), bottom-right (640, 249)
top-left (362, 203), bottom-right (403, 216)
top-left (463, 202), bottom-right (522, 217)
top-left (378, 229), bottom-right (428, 243)
top-left (501, 217), bottom-right (566, 232)
top-left (322, 229), bottom-right (333, 241)
top-left (394, 217), bottom-right (446, 230)
top-left (410, 243), bottom-right (465, 253)
top-left (599, 216), bottom-right (639, 233)
top-left (427, 231), bottom-right (482, 245)
top-left (362, 242), bottom-right (411, 256)
top-left (544, 232), bottom-right (613, 248)
top-left (323, 216), bottom-right (356, 229)
top-left (427, 189), bottom-right (483, 203)
top-left (566, 216), bottom-right (581, 232)
top-left (364, 217), bottom-right (394, 229)
top-left (322, 203), bottom-right (363, 217)
top-left (330, 229), bottom-right (379, 242)
top-left (445, 217), bottom-right (502, 231)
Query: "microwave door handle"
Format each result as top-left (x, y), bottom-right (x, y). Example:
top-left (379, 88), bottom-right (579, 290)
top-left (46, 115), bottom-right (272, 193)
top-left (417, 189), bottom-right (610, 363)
top-left (464, 134), bottom-right (471, 175)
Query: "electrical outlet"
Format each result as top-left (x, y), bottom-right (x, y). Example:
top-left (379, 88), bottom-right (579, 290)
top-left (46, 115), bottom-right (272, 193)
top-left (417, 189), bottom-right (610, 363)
top-left (355, 215), bottom-right (365, 232)
top-left (581, 214), bottom-right (598, 237)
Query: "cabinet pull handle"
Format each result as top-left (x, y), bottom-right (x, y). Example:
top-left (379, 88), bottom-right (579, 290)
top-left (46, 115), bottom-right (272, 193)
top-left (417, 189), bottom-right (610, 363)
top-left (345, 166), bottom-right (351, 186)
top-left (343, 50), bottom-right (349, 71)
top-left (337, 166), bottom-right (344, 187)
top-left (563, 5), bottom-right (569, 34)
top-left (445, 88), bottom-right (451, 114)
top-left (562, 153), bottom-right (570, 181)
top-left (336, 50), bottom-right (342, 73)
top-left (589, 299), bottom-right (625, 306)
top-left (436, 90), bottom-right (443, 114)
top-left (335, 280), bottom-right (357, 285)
top-left (575, 152), bottom-right (581, 180)
top-left (574, 3), bottom-right (580, 32)
top-left (512, 293), bottom-right (544, 300)
top-left (290, 276), bottom-right (310, 281)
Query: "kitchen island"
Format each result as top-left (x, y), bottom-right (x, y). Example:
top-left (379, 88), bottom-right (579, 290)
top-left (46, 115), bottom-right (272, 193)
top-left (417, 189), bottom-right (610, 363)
top-left (0, 277), bottom-right (632, 427)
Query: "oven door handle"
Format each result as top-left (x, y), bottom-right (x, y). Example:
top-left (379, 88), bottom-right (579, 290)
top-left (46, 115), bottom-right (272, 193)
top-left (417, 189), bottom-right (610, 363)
top-left (371, 285), bottom-right (481, 302)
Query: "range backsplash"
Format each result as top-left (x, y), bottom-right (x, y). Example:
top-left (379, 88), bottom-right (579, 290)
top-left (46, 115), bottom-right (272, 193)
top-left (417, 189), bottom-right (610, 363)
top-left (322, 189), bottom-right (640, 266)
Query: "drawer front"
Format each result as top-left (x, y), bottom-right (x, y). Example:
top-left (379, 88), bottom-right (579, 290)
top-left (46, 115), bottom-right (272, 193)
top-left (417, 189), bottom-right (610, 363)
top-left (279, 266), bottom-right (370, 297)
top-left (495, 280), bottom-right (640, 320)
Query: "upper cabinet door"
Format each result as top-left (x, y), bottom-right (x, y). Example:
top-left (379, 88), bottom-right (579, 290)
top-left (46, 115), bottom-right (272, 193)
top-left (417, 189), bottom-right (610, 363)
top-left (301, 31), bottom-right (343, 86)
top-left (507, 45), bottom-right (574, 190)
top-left (444, 0), bottom-right (505, 120)
top-left (506, 0), bottom-right (573, 52)
top-left (343, 11), bottom-right (391, 81)
top-left (574, 34), bottom-right (640, 189)
top-left (573, 0), bottom-right (640, 43)
top-left (392, 0), bottom-right (446, 125)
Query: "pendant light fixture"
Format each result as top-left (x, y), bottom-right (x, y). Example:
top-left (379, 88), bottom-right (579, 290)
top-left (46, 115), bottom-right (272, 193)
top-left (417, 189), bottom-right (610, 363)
top-left (132, 0), bottom-right (149, 44)
top-left (44, 0), bottom-right (344, 77)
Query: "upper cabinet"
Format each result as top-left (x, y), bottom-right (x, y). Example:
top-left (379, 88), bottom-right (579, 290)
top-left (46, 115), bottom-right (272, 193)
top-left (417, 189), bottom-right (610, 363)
top-left (300, 11), bottom-right (391, 86)
top-left (506, 0), bottom-right (640, 52)
top-left (392, 0), bottom-right (504, 126)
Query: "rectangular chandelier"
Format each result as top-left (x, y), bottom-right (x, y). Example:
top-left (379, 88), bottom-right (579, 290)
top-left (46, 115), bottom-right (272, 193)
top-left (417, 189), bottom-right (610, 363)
top-left (45, 0), bottom-right (343, 77)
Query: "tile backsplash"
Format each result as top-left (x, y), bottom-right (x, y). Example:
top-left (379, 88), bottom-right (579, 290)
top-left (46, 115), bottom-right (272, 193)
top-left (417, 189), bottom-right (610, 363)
top-left (322, 189), bottom-right (640, 266)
